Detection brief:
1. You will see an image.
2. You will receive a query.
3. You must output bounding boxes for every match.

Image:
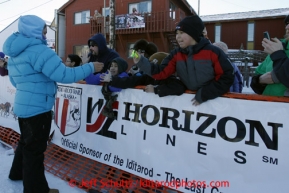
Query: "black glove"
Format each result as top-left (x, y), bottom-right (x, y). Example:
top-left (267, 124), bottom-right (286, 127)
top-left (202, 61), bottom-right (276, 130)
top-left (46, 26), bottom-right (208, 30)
top-left (101, 83), bottom-right (112, 100)
top-left (250, 74), bottom-right (266, 94)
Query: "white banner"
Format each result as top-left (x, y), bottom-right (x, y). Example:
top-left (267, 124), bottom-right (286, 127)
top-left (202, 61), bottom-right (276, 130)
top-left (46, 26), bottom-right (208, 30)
top-left (1, 76), bottom-right (289, 193)
top-left (51, 83), bottom-right (289, 193)
top-left (0, 76), bottom-right (19, 132)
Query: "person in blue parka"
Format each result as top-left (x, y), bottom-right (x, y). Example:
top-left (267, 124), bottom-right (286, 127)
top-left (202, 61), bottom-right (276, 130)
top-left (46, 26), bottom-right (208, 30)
top-left (2, 15), bottom-right (103, 193)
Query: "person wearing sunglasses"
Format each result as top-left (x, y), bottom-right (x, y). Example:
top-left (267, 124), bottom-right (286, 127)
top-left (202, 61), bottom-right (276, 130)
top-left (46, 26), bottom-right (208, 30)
top-left (0, 52), bottom-right (8, 76)
top-left (85, 33), bottom-right (120, 85)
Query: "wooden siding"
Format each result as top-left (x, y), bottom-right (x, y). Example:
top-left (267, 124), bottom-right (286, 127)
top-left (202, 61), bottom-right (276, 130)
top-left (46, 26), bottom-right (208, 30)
top-left (204, 18), bottom-right (286, 50)
top-left (62, 0), bottom-right (193, 64)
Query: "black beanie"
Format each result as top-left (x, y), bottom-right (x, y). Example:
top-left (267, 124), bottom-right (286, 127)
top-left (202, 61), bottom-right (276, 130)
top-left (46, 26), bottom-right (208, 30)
top-left (175, 15), bottom-right (204, 42)
top-left (133, 39), bottom-right (148, 51)
top-left (285, 15), bottom-right (289, 24)
top-left (144, 42), bottom-right (158, 58)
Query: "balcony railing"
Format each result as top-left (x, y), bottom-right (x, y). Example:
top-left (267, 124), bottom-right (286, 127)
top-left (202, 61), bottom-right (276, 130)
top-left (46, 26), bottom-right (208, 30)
top-left (90, 8), bottom-right (186, 36)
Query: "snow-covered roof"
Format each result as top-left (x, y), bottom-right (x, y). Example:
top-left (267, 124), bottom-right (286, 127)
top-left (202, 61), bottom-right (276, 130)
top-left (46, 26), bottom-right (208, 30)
top-left (200, 8), bottom-right (289, 22)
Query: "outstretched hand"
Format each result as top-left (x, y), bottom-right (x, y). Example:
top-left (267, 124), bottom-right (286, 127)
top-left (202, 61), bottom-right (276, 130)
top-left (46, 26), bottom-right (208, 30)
top-left (191, 97), bottom-right (200, 106)
top-left (100, 70), bottom-right (112, 82)
top-left (131, 50), bottom-right (141, 64)
top-left (144, 85), bottom-right (154, 93)
top-left (81, 54), bottom-right (90, 64)
top-left (92, 62), bottom-right (104, 73)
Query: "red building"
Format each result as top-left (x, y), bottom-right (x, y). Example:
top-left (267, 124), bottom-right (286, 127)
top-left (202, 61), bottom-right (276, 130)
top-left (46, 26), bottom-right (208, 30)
top-left (201, 8), bottom-right (289, 50)
top-left (55, 0), bottom-right (196, 66)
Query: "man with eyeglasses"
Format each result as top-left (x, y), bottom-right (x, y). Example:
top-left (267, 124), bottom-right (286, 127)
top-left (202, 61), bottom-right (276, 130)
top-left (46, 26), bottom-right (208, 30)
top-left (0, 52), bottom-right (8, 76)
top-left (250, 15), bottom-right (289, 96)
top-left (85, 33), bottom-right (119, 84)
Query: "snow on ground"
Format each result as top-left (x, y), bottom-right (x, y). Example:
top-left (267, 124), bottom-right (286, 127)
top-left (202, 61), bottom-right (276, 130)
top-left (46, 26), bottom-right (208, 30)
top-left (242, 85), bottom-right (255, 94)
top-left (0, 143), bottom-right (86, 193)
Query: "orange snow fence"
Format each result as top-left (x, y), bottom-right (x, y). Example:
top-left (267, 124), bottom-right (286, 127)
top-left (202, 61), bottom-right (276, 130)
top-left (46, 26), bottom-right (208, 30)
top-left (0, 126), bottom-right (179, 193)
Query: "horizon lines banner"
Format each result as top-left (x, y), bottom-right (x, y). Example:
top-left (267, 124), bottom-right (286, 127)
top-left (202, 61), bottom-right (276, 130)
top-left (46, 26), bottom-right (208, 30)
top-left (1, 76), bottom-right (289, 192)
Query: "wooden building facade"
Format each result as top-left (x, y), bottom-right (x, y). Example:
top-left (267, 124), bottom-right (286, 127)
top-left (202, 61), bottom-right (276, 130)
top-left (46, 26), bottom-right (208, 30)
top-left (201, 8), bottom-right (289, 50)
top-left (55, 0), bottom-right (196, 65)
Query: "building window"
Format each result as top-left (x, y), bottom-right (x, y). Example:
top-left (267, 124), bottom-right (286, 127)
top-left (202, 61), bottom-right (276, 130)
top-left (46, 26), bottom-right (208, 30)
top-left (74, 45), bottom-right (89, 62)
top-left (247, 22), bottom-right (255, 50)
top-left (74, 10), bottom-right (90, 24)
top-left (247, 22), bottom-right (254, 41)
top-left (128, 1), bottom-right (152, 14)
top-left (102, 7), bottom-right (110, 17)
top-left (169, 2), bottom-right (176, 19)
top-left (215, 24), bottom-right (221, 42)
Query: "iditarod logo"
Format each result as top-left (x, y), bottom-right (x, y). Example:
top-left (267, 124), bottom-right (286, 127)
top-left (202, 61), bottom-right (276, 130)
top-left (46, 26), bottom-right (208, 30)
top-left (54, 85), bottom-right (82, 136)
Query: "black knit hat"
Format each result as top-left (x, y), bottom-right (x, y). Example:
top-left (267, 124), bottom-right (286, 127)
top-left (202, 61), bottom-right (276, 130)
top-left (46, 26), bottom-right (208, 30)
top-left (175, 15), bottom-right (204, 42)
top-left (133, 39), bottom-right (148, 51)
top-left (285, 15), bottom-right (289, 25)
top-left (144, 42), bottom-right (158, 58)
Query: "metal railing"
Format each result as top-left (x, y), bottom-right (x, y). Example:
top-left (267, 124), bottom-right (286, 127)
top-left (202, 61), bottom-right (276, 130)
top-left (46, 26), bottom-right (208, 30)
top-left (228, 49), bottom-right (268, 87)
top-left (90, 8), bottom-right (186, 36)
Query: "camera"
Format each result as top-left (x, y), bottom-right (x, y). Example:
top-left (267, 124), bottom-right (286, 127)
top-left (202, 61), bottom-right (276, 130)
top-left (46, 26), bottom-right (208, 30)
top-left (263, 31), bottom-right (270, 40)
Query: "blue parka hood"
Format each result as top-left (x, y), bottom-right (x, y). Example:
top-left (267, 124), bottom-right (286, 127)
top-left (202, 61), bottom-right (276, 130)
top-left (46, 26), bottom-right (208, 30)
top-left (18, 15), bottom-right (46, 41)
top-left (3, 15), bottom-right (94, 118)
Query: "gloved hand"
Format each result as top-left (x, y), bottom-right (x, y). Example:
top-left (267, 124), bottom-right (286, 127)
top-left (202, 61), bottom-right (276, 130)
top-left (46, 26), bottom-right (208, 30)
top-left (101, 83), bottom-right (112, 100)
top-left (100, 70), bottom-right (112, 82)
top-left (128, 65), bottom-right (140, 76)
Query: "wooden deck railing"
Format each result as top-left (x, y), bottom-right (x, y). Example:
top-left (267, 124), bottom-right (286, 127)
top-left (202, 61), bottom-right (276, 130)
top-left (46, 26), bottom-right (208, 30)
top-left (90, 8), bottom-right (186, 36)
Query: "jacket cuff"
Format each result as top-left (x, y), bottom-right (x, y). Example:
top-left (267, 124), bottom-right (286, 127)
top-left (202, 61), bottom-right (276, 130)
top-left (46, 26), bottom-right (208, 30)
top-left (270, 50), bottom-right (286, 61)
top-left (195, 89), bottom-right (203, 104)
top-left (271, 70), bottom-right (280, 83)
top-left (154, 87), bottom-right (158, 95)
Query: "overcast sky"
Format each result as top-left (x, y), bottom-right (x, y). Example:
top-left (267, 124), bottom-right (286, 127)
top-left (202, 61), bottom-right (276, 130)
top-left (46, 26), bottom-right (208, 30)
top-left (0, 0), bottom-right (287, 32)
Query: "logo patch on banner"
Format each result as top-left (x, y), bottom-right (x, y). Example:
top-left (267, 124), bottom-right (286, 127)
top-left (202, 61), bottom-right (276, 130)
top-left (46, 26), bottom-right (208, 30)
top-left (54, 85), bottom-right (82, 136)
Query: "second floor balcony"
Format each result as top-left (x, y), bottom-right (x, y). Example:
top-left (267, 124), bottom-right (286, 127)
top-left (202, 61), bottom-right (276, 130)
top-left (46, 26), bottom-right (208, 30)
top-left (90, 8), bottom-right (187, 36)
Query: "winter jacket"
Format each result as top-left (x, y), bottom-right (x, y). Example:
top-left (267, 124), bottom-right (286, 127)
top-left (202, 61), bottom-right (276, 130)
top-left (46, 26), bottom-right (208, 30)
top-left (87, 33), bottom-right (119, 73)
top-left (134, 56), bottom-right (152, 75)
top-left (152, 38), bottom-right (234, 103)
top-left (271, 50), bottom-right (289, 88)
top-left (109, 74), bottom-right (186, 97)
top-left (86, 57), bottom-right (129, 92)
top-left (86, 72), bottom-right (129, 92)
top-left (3, 15), bottom-right (95, 118)
top-left (230, 63), bottom-right (243, 93)
top-left (251, 40), bottom-right (289, 96)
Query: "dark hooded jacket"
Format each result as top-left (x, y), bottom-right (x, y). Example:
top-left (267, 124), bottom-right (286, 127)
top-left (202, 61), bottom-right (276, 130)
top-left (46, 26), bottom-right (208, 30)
top-left (87, 33), bottom-right (119, 73)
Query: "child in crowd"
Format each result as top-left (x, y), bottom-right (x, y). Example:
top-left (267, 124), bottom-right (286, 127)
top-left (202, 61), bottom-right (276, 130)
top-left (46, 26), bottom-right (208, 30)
top-left (89, 57), bottom-right (128, 119)
top-left (151, 15), bottom-right (234, 105)
top-left (131, 39), bottom-right (158, 75)
top-left (213, 41), bottom-right (243, 93)
top-left (101, 52), bottom-right (187, 97)
top-left (65, 54), bottom-right (82, 67)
